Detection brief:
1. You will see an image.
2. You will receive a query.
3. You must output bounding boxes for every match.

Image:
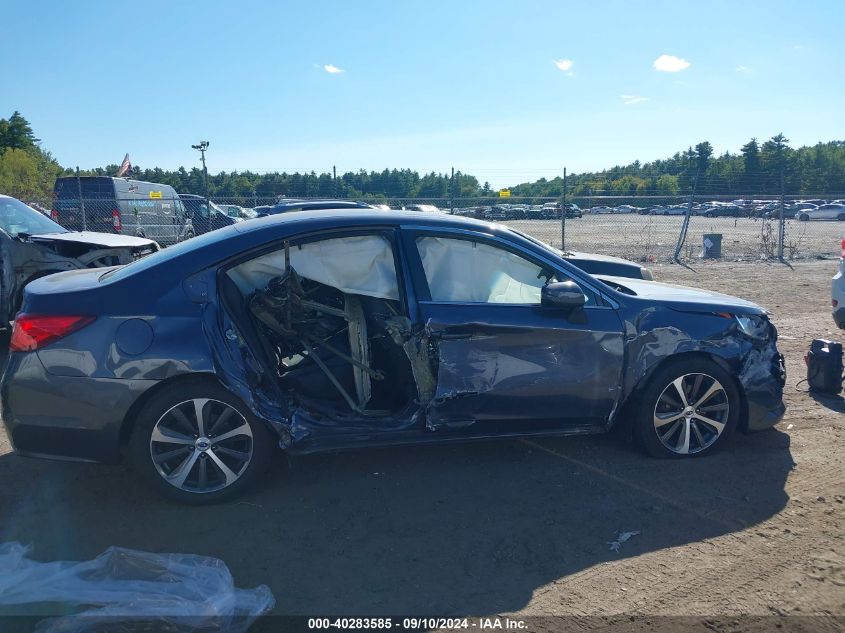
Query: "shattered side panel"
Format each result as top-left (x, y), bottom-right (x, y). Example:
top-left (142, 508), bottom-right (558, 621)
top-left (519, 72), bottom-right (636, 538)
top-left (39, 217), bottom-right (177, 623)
top-left (621, 306), bottom-right (785, 430)
top-left (738, 326), bottom-right (786, 430)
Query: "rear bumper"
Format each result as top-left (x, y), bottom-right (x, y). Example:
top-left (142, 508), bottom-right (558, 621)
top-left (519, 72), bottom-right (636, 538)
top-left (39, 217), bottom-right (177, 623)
top-left (1, 352), bottom-right (158, 463)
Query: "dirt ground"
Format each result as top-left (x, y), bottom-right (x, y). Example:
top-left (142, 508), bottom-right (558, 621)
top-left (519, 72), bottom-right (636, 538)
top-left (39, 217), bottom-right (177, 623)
top-left (0, 260), bottom-right (843, 630)
top-left (505, 215), bottom-right (842, 264)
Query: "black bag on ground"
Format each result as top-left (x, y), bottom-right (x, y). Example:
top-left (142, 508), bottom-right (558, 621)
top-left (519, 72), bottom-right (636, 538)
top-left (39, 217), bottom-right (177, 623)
top-left (805, 339), bottom-right (843, 395)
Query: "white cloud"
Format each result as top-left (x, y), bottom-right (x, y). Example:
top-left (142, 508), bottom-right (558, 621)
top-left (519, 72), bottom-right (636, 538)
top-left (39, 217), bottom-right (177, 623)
top-left (553, 58), bottom-right (574, 72)
top-left (653, 54), bottom-right (690, 72)
top-left (621, 94), bottom-right (649, 105)
top-left (323, 64), bottom-right (344, 74)
top-left (735, 65), bottom-right (750, 73)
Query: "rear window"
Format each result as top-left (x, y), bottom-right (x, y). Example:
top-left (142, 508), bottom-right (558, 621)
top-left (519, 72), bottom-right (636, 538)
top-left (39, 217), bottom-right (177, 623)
top-left (100, 229), bottom-right (226, 283)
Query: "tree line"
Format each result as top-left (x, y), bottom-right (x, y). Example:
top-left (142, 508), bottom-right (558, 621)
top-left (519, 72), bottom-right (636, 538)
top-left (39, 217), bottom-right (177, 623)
top-left (1, 110), bottom-right (843, 202)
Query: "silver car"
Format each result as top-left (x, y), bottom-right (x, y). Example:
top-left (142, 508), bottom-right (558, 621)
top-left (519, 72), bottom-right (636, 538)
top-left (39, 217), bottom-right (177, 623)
top-left (796, 204), bottom-right (845, 221)
top-left (834, 238), bottom-right (845, 329)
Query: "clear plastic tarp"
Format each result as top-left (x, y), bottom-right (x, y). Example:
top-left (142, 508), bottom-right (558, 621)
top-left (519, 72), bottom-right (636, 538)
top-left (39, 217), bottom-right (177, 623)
top-left (228, 235), bottom-right (399, 300)
top-left (416, 236), bottom-right (546, 304)
top-left (0, 542), bottom-right (274, 633)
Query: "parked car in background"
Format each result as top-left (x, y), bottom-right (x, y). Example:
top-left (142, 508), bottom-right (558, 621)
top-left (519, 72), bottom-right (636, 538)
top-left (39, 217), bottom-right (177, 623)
top-left (404, 204), bottom-right (444, 214)
top-left (53, 177), bottom-right (189, 246)
top-left (795, 204), bottom-right (845, 221)
top-left (0, 194), bottom-right (157, 325)
top-left (833, 238), bottom-right (845, 329)
top-left (218, 204), bottom-right (248, 221)
top-left (702, 204), bottom-right (744, 218)
top-left (257, 199), bottom-right (374, 217)
top-left (614, 205), bottom-right (641, 214)
top-left (2, 209), bottom-right (785, 503)
top-left (651, 206), bottom-right (688, 216)
top-left (562, 203), bottom-right (583, 218)
top-left (178, 195), bottom-right (238, 236)
top-left (485, 206), bottom-right (509, 221)
top-left (786, 202), bottom-right (818, 214)
top-left (512, 230), bottom-right (654, 280)
top-left (540, 202), bottom-right (559, 218)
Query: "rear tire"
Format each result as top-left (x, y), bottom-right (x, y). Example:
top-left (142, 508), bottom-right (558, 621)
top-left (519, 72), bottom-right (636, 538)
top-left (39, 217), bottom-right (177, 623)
top-left (799, 213), bottom-right (809, 221)
top-left (129, 379), bottom-right (274, 504)
top-left (837, 214), bottom-right (845, 221)
top-left (633, 358), bottom-right (740, 459)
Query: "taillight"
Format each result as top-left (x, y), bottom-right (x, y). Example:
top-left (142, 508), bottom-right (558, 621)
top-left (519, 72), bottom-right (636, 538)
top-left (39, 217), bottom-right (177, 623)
top-left (9, 314), bottom-right (95, 352)
top-left (51, 209), bottom-right (58, 222)
top-left (841, 238), bottom-right (844, 259)
top-left (112, 209), bottom-right (122, 232)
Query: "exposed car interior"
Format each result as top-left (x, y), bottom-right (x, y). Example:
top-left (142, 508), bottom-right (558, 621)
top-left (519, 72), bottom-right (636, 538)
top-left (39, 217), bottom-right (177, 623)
top-left (226, 234), bottom-right (427, 418)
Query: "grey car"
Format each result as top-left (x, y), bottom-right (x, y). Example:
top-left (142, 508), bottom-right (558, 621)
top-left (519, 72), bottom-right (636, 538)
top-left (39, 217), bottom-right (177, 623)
top-left (2, 210), bottom-right (785, 504)
top-left (0, 195), bottom-right (158, 325)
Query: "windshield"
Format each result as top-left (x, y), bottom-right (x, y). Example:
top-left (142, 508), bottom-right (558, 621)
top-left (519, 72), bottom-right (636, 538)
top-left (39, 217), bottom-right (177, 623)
top-left (509, 227), bottom-right (566, 257)
top-left (209, 201), bottom-right (226, 216)
top-left (0, 197), bottom-right (67, 237)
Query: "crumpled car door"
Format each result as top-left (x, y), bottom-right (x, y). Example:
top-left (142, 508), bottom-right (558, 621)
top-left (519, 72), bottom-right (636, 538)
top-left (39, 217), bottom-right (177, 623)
top-left (422, 304), bottom-right (626, 430)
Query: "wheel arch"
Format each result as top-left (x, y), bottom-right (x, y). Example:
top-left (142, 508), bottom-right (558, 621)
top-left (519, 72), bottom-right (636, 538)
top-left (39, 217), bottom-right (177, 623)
top-left (618, 350), bottom-right (750, 432)
top-left (118, 372), bottom-right (221, 447)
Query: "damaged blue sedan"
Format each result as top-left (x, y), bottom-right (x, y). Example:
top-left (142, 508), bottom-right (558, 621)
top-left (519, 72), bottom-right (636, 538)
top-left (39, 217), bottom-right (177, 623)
top-left (1, 210), bottom-right (786, 503)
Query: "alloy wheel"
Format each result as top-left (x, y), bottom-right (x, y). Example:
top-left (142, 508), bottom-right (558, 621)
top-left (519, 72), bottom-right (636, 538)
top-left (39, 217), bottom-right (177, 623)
top-left (149, 398), bottom-right (254, 493)
top-left (653, 373), bottom-right (730, 455)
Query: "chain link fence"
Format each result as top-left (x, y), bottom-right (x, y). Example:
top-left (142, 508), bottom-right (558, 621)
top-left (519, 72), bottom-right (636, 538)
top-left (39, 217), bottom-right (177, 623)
top-left (25, 190), bottom-right (845, 264)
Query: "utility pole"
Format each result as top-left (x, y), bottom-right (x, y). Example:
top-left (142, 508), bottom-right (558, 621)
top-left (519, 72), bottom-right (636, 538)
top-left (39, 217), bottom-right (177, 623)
top-left (191, 141), bottom-right (210, 200)
top-left (333, 165), bottom-right (337, 198)
top-left (560, 167), bottom-right (567, 250)
top-left (450, 166), bottom-right (455, 214)
top-left (778, 164), bottom-right (786, 262)
top-left (76, 166), bottom-right (87, 231)
top-left (674, 169), bottom-right (699, 265)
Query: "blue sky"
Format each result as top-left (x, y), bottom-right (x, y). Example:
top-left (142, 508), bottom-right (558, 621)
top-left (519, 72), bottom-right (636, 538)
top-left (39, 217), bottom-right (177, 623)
top-left (1, 0), bottom-right (842, 187)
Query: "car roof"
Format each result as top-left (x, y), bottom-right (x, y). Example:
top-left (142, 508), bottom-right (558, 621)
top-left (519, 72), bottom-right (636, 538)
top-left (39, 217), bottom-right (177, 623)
top-left (271, 199), bottom-right (370, 208)
top-left (234, 208), bottom-right (499, 234)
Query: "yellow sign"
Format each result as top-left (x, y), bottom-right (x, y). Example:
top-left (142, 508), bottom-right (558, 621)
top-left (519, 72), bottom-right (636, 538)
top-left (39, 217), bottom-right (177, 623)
top-left (499, 189), bottom-right (511, 198)
top-left (149, 191), bottom-right (162, 199)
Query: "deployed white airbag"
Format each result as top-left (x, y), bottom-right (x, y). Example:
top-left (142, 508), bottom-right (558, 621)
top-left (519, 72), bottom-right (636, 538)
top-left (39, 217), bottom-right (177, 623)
top-left (229, 235), bottom-right (399, 300)
top-left (417, 236), bottom-right (545, 304)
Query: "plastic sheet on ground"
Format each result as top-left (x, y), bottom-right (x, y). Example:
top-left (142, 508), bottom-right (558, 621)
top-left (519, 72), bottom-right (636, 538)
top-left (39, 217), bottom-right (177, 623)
top-left (0, 542), bottom-right (274, 633)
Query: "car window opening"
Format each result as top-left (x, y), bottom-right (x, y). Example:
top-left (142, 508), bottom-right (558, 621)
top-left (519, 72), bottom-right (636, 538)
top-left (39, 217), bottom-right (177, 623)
top-left (598, 278), bottom-right (638, 296)
top-left (226, 235), bottom-right (430, 418)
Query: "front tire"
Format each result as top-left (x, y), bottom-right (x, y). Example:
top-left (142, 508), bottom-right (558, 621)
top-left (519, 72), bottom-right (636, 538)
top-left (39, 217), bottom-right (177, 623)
top-left (129, 380), bottom-right (273, 503)
top-left (633, 359), bottom-right (740, 458)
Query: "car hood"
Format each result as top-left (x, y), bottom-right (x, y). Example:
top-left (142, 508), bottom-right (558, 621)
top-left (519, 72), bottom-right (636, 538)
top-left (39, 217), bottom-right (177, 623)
top-left (28, 231), bottom-right (157, 249)
top-left (567, 251), bottom-right (640, 266)
top-left (597, 275), bottom-right (766, 315)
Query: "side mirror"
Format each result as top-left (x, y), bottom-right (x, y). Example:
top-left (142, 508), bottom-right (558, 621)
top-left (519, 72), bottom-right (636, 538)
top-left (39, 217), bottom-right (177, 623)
top-left (541, 280), bottom-right (587, 310)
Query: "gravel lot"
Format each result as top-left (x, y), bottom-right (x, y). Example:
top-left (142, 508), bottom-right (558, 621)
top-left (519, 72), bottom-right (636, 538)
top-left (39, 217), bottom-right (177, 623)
top-left (504, 215), bottom-right (844, 263)
top-left (0, 260), bottom-right (843, 629)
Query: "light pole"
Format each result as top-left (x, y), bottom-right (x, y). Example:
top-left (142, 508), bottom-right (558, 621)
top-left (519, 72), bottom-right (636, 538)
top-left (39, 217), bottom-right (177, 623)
top-left (191, 141), bottom-right (210, 200)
